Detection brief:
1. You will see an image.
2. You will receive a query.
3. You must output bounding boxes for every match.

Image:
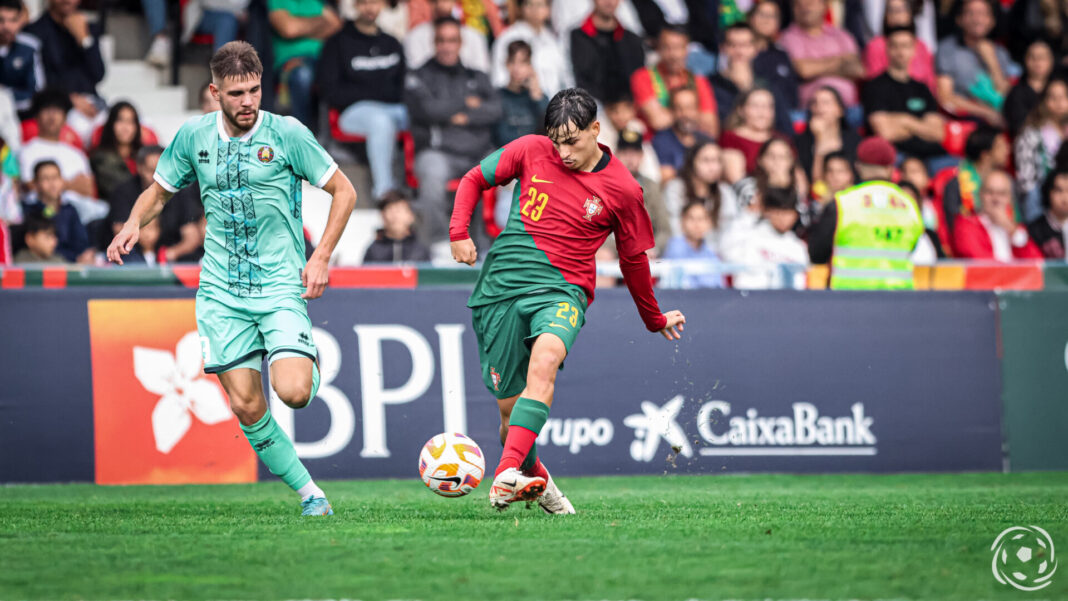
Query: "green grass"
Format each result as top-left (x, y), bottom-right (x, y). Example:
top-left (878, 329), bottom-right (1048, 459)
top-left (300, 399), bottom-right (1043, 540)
top-left (1, 472), bottom-right (1067, 601)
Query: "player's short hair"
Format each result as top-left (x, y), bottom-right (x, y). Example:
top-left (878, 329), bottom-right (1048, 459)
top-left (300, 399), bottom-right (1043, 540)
top-left (544, 88), bottom-right (597, 138)
top-left (506, 40), bottom-right (532, 62)
top-left (32, 159), bottom-right (59, 180)
top-left (137, 144), bottom-right (164, 166)
top-left (210, 41), bottom-right (263, 83)
top-left (0, 0), bottom-right (23, 12)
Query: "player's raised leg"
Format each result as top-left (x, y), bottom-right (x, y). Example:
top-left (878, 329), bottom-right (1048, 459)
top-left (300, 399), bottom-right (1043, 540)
top-left (220, 366), bottom-right (332, 516)
top-left (497, 393), bottom-right (575, 514)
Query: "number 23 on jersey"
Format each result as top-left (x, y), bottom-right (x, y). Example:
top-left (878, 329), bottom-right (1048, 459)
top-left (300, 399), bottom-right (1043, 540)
top-left (521, 185), bottom-right (551, 221)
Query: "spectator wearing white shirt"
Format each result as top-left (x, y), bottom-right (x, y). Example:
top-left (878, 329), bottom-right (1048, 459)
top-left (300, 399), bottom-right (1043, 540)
top-left (721, 186), bottom-right (809, 289)
top-left (19, 90), bottom-right (94, 197)
top-left (404, 0), bottom-right (490, 72)
top-left (491, 0), bottom-right (572, 96)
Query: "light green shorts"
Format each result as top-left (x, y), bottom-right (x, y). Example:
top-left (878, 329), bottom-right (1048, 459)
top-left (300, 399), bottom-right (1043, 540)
top-left (196, 285), bottom-right (317, 374)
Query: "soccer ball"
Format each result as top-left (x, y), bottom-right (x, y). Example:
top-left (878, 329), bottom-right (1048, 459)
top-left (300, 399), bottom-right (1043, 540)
top-left (418, 432), bottom-right (485, 497)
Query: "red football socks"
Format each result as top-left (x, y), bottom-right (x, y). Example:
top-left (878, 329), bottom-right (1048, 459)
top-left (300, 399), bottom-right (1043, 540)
top-left (495, 424), bottom-right (539, 477)
top-left (525, 457), bottom-right (549, 481)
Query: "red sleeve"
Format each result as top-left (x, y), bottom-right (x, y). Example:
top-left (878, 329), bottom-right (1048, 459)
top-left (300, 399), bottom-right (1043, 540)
top-left (951, 216), bottom-right (992, 259)
top-left (630, 68), bottom-right (655, 107)
top-left (449, 137), bottom-right (531, 241)
top-left (695, 75), bottom-right (716, 114)
top-left (1013, 228), bottom-right (1045, 259)
top-left (619, 252), bottom-right (668, 332)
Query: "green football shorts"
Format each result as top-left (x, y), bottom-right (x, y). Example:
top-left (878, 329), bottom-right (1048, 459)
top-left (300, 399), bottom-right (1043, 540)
top-left (196, 285), bottom-right (317, 374)
top-left (471, 287), bottom-right (587, 400)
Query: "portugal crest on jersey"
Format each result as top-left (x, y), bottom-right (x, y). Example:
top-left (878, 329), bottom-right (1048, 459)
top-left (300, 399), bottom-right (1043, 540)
top-left (257, 145), bottom-right (274, 164)
top-left (490, 367), bottom-right (501, 392)
top-left (583, 196), bottom-right (603, 222)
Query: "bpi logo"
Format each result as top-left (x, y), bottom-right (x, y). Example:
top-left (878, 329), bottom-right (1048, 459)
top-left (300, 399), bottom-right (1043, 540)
top-left (88, 299), bottom-right (256, 485)
top-left (991, 526), bottom-right (1057, 591)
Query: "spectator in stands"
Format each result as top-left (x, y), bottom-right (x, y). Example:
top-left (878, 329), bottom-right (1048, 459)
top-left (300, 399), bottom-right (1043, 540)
top-left (318, 0), bottom-right (407, 200)
top-left (0, 0), bottom-right (42, 119)
top-left (89, 102), bottom-right (144, 202)
top-left (900, 155), bottom-right (943, 238)
top-left (942, 126), bottom-right (1011, 233)
top-left (779, 0), bottom-right (864, 108)
top-left (1028, 169), bottom-right (1068, 259)
top-left (142, 0), bottom-right (248, 68)
top-left (407, 16), bottom-right (501, 243)
top-left (363, 190), bottom-right (431, 263)
top-left (720, 87), bottom-right (782, 181)
top-left (109, 146), bottom-right (204, 263)
top-left (495, 40), bottom-right (548, 146)
top-left (632, 0), bottom-right (719, 76)
top-left (599, 91), bottom-right (661, 183)
top-left (23, 0), bottom-right (105, 143)
top-left (711, 23), bottom-right (793, 137)
top-left (594, 238), bottom-right (620, 288)
top-left (268, 0), bottom-right (342, 127)
top-left (21, 160), bottom-right (91, 263)
top-left (797, 86), bottom-right (860, 185)
top-left (199, 81), bottom-right (221, 113)
top-left (1014, 78), bottom-right (1068, 222)
top-left (810, 149), bottom-right (855, 217)
top-left (405, 0), bottom-right (490, 72)
top-left (569, 0), bottom-right (645, 105)
top-left (13, 214), bottom-right (64, 264)
top-left (862, 25), bottom-right (948, 165)
top-left (663, 141), bottom-right (737, 249)
top-left (407, 0), bottom-right (504, 38)
top-left (491, 0), bottom-right (571, 97)
top-left (952, 169), bottom-right (1043, 259)
top-left (748, 0), bottom-right (800, 113)
top-left (863, 0), bottom-right (936, 93)
top-left (661, 202), bottom-right (724, 289)
top-left (1004, 40), bottom-right (1055, 139)
top-left (616, 128), bottom-right (670, 253)
top-left (722, 186), bottom-right (809, 289)
top-left (899, 179), bottom-right (947, 259)
top-left (935, 0), bottom-right (1015, 127)
top-left (651, 88), bottom-right (713, 182)
top-left (630, 25), bottom-right (718, 136)
top-left (19, 90), bottom-right (94, 197)
top-left (733, 137), bottom-right (806, 215)
top-left (120, 217), bottom-right (162, 266)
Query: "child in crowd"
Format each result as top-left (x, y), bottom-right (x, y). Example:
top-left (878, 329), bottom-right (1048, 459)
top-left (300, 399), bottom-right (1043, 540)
top-left (363, 191), bottom-right (431, 264)
top-left (13, 214), bottom-right (65, 265)
top-left (662, 201), bottom-right (724, 289)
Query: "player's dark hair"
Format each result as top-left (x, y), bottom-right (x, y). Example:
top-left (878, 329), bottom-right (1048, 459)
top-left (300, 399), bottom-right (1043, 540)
top-left (137, 144), bottom-right (164, 166)
top-left (964, 125), bottom-right (1002, 162)
top-left (22, 214), bottom-right (54, 237)
top-left (32, 159), bottom-right (59, 180)
top-left (681, 141), bottom-right (723, 229)
top-left (1041, 168), bottom-right (1068, 209)
top-left (506, 40), bottom-right (532, 62)
top-left (544, 88), bottom-right (598, 138)
top-left (98, 101), bottom-right (144, 155)
top-left (0, 0), bottom-right (22, 12)
top-left (210, 40), bottom-right (263, 82)
top-left (31, 88), bottom-right (71, 117)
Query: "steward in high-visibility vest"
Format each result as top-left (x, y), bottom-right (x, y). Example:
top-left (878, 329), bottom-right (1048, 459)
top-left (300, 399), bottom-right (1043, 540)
top-left (806, 137), bottom-right (924, 289)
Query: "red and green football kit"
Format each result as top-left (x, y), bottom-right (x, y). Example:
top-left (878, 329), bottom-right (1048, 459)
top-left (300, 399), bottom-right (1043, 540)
top-left (450, 134), bottom-right (668, 400)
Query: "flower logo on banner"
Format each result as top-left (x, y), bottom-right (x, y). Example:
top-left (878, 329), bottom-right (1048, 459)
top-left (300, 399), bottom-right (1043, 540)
top-left (133, 332), bottom-right (231, 454)
top-left (623, 395), bottom-right (693, 462)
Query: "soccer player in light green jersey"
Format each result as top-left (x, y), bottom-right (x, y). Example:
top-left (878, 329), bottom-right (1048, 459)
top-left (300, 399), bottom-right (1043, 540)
top-left (107, 41), bottom-right (357, 516)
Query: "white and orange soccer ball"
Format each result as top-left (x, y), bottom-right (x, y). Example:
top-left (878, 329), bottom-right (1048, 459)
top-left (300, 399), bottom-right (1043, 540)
top-left (418, 432), bottom-right (485, 497)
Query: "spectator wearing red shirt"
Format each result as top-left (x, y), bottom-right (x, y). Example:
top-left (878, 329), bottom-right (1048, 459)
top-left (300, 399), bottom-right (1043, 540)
top-left (720, 87), bottom-right (782, 181)
top-left (953, 170), bottom-right (1043, 260)
top-left (778, 0), bottom-right (864, 107)
top-left (629, 25), bottom-right (717, 136)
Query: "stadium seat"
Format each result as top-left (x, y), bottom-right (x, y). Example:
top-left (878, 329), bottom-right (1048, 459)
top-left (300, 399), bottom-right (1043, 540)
top-left (327, 108), bottom-right (419, 190)
top-left (447, 178), bottom-right (500, 239)
top-left (21, 119), bottom-right (84, 149)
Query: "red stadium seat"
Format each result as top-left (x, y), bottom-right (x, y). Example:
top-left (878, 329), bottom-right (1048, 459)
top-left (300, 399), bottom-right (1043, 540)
top-left (21, 119), bottom-right (84, 149)
top-left (327, 108), bottom-right (418, 190)
top-left (447, 178), bottom-right (500, 239)
top-left (942, 120), bottom-right (978, 157)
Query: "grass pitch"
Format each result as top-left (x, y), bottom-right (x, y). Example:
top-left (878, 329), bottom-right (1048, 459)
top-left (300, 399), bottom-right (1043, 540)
top-left (1, 472), bottom-right (1066, 601)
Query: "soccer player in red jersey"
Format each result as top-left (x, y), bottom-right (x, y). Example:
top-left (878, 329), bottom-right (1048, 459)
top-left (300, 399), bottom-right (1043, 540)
top-left (450, 88), bottom-right (687, 513)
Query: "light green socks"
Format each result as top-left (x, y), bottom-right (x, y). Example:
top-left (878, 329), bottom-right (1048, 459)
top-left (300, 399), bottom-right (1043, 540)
top-left (240, 410), bottom-right (312, 491)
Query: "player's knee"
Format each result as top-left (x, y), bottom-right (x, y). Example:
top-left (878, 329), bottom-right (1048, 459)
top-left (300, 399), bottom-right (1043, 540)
top-left (228, 394), bottom-right (261, 423)
top-left (275, 382), bottom-right (312, 409)
top-left (528, 352), bottom-right (562, 384)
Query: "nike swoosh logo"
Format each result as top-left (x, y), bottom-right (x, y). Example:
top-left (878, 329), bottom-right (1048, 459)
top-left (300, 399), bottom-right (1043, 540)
top-left (547, 323), bottom-right (569, 330)
top-left (532, 175), bottom-right (553, 184)
top-left (430, 476), bottom-right (462, 485)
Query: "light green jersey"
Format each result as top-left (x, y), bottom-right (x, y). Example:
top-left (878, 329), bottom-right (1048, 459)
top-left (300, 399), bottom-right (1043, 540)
top-left (154, 110), bottom-right (337, 298)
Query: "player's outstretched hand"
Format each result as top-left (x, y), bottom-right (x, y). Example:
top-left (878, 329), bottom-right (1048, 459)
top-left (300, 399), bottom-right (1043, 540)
top-left (106, 223), bottom-right (140, 265)
top-left (302, 255), bottom-right (330, 300)
top-left (659, 310), bottom-right (686, 341)
top-left (451, 238), bottom-right (477, 265)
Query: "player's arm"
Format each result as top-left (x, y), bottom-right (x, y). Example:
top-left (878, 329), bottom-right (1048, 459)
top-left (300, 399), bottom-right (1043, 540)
top-left (106, 181), bottom-right (173, 265)
top-left (303, 169), bottom-right (357, 300)
top-left (450, 139), bottom-right (528, 265)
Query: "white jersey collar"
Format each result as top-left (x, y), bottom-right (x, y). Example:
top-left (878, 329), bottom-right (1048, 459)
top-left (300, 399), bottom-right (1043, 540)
top-left (216, 110), bottom-right (264, 142)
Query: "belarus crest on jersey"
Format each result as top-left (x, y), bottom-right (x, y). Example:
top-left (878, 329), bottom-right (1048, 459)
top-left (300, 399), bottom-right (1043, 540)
top-left (583, 196), bottom-right (604, 222)
top-left (257, 145), bottom-right (274, 164)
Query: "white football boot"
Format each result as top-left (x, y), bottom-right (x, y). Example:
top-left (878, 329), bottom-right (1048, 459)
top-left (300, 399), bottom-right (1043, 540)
top-left (537, 471), bottom-right (576, 514)
top-left (489, 467), bottom-right (546, 511)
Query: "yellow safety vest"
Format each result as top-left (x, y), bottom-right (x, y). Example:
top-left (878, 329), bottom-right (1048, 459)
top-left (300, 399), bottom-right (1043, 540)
top-left (830, 181), bottom-right (924, 290)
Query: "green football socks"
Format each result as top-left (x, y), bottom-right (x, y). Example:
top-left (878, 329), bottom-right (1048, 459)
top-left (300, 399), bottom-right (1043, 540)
top-left (240, 410), bottom-right (312, 491)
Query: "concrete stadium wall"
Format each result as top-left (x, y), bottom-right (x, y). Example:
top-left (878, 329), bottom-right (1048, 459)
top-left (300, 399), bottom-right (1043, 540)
top-left (0, 288), bottom-right (1029, 484)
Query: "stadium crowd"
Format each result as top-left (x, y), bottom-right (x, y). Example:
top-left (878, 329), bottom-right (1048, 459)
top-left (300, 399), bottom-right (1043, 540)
top-left (1, 0), bottom-right (1068, 288)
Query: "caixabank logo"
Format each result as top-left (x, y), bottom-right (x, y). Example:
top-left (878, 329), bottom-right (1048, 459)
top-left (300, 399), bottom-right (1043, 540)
top-left (88, 299), bottom-right (256, 485)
